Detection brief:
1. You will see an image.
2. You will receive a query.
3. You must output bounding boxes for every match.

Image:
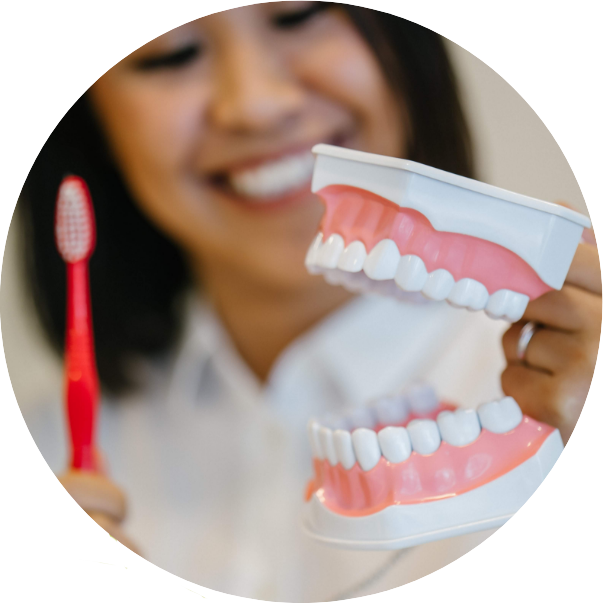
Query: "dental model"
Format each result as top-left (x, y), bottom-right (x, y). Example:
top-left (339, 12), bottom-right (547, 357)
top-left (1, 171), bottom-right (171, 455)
top-left (305, 144), bottom-right (591, 320)
top-left (303, 384), bottom-right (563, 550)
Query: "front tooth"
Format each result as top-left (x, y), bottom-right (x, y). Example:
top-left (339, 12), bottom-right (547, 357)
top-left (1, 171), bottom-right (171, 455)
top-left (374, 395), bottom-right (410, 426)
top-left (437, 409), bottom-right (481, 446)
top-left (319, 426), bottom-right (338, 466)
top-left (307, 420), bottom-right (323, 459)
top-left (486, 289), bottom-right (530, 322)
top-left (363, 239), bottom-right (400, 280)
top-left (347, 407), bottom-right (376, 430)
top-left (378, 426), bottom-right (412, 463)
top-left (477, 396), bottom-right (523, 434)
top-left (317, 234), bottom-right (345, 269)
top-left (406, 419), bottom-right (441, 455)
top-left (337, 241), bottom-right (367, 273)
top-left (333, 429), bottom-right (356, 470)
top-left (422, 269), bottom-right (455, 301)
top-left (394, 255), bottom-right (428, 291)
top-left (407, 384), bottom-right (439, 414)
top-left (448, 278), bottom-right (489, 311)
top-left (351, 428), bottom-right (382, 471)
top-left (305, 232), bottom-right (323, 274)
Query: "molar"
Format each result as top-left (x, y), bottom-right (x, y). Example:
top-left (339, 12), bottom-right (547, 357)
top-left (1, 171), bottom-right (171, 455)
top-left (307, 420), bottom-right (323, 459)
top-left (373, 395), bottom-right (410, 426)
top-left (317, 234), bottom-right (345, 269)
top-left (486, 289), bottom-right (529, 322)
top-left (378, 426), bottom-right (412, 463)
top-left (319, 426), bottom-right (338, 466)
top-left (351, 428), bottom-right (382, 471)
top-left (333, 429), bottom-right (356, 470)
top-left (477, 396), bottom-right (523, 434)
top-left (406, 419), bottom-right (441, 455)
top-left (394, 255), bottom-right (428, 291)
top-left (363, 239), bottom-right (401, 280)
top-left (422, 269), bottom-right (455, 301)
top-left (447, 278), bottom-right (489, 311)
top-left (305, 233), bottom-right (323, 274)
top-left (407, 383), bottom-right (439, 414)
top-left (337, 241), bottom-right (367, 273)
top-left (347, 407), bottom-right (376, 430)
top-left (437, 408), bottom-right (481, 446)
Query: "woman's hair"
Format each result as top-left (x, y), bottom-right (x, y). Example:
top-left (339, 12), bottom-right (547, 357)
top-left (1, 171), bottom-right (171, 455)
top-left (17, 6), bottom-right (474, 395)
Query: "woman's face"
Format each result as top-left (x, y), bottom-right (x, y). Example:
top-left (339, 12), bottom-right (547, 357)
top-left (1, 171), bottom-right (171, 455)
top-left (90, 2), bottom-right (406, 290)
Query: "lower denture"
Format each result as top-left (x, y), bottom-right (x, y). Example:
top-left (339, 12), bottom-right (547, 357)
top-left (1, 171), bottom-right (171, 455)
top-left (317, 185), bottom-right (552, 299)
top-left (307, 416), bottom-right (554, 516)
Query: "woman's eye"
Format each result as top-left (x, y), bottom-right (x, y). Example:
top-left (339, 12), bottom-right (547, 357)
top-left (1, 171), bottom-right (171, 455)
top-left (134, 44), bottom-right (203, 71)
top-left (272, 2), bottom-right (332, 29)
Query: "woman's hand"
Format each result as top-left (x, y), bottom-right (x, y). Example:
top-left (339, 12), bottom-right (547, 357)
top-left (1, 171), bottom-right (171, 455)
top-left (501, 237), bottom-right (601, 444)
top-left (58, 470), bottom-right (139, 554)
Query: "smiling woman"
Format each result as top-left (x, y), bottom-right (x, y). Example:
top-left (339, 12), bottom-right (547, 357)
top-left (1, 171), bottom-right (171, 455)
top-left (20, 2), bottom-right (472, 391)
top-left (12, 2), bottom-right (599, 602)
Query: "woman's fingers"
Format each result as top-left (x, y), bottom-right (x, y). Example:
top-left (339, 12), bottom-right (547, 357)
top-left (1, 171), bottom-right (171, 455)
top-left (522, 284), bottom-right (601, 332)
top-left (501, 363), bottom-right (591, 444)
top-left (564, 242), bottom-right (601, 294)
top-left (502, 322), bottom-right (587, 373)
top-left (58, 470), bottom-right (126, 523)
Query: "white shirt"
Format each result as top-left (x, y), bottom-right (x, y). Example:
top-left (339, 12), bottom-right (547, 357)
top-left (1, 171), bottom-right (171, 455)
top-left (22, 293), bottom-right (508, 602)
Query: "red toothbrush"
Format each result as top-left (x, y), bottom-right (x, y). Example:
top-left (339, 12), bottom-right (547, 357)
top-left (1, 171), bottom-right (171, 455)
top-left (55, 175), bottom-right (100, 472)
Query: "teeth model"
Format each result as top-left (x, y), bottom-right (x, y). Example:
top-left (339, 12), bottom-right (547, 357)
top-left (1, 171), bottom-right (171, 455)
top-left (305, 144), bottom-right (590, 321)
top-left (304, 387), bottom-right (563, 550)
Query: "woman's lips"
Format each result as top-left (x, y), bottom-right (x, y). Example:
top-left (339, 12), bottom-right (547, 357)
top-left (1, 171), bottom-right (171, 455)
top-left (204, 131), bottom-right (353, 208)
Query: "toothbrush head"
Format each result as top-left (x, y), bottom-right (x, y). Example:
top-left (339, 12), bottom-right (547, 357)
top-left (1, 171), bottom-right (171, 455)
top-left (55, 175), bottom-right (96, 263)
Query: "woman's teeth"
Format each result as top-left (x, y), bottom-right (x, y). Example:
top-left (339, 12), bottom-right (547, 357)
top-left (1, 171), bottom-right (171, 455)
top-left (228, 150), bottom-right (315, 201)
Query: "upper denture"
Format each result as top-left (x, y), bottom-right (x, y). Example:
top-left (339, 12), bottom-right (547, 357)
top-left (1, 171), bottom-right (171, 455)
top-left (317, 185), bottom-right (552, 300)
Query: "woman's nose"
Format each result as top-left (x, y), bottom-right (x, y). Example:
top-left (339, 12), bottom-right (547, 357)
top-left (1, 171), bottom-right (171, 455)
top-left (209, 38), bottom-right (306, 134)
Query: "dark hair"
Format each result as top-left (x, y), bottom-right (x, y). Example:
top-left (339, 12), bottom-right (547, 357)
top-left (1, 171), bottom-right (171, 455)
top-left (16, 6), bottom-right (474, 395)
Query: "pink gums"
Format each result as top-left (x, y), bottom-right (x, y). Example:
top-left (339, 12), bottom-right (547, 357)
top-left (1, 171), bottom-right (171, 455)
top-left (306, 416), bottom-right (554, 516)
top-left (317, 185), bottom-right (552, 299)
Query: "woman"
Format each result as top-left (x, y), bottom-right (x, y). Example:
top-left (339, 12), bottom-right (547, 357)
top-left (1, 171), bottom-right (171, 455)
top-left (16, 3), bottom-right (600, 601)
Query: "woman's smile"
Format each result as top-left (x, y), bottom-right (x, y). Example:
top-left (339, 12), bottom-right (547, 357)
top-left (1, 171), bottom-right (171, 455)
top-left (89, 3), bottom-right (405, 289)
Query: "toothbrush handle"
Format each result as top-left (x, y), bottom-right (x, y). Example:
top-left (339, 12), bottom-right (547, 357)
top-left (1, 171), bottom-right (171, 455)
top-left (65, 260), bottom-right (100, 472)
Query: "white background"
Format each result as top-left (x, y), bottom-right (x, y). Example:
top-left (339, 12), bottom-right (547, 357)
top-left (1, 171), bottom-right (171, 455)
top-left (0, 2), bottom-right (604, 603)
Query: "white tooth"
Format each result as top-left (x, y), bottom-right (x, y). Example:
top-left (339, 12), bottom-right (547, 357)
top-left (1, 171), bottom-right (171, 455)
top-left (374, 395), bottom-right (410, 426)
top-left (319, 426), bottom-right (338, 466)
top-left (337, 241), bottom-right (367, 273)
top-left (395, 255), bottom-right (428, 291)
top-left (477, 396), bottom-right (523, 434)
top-left (486, 289), bottom-right (529, 322)
top-left (317, 234), bottom-right (345, 269)
top-left (347, 407), bottom-right (376, 430)
top-left (378, 426), bottom-right (412, 463)
top-left (333, 429), bottom-right (356, 470)
top-left (448, 278), bottom-right (489, 311)
top-left (406, 419), bottom-right (441, 455)
top-left (351, 428), bottom-right (382, 471)
top-left (437, 408), bottom-right (481, 446)
top-left (307, 420), bottom-right (323, 459)
top-left (422, 269), bottom-right (455, 301)
top-left (363, 239), bottom-right (400, 280)
top-left (407, 383), bottom-right (439, 414)
top-left (305, 232), bottom-right (323, 274)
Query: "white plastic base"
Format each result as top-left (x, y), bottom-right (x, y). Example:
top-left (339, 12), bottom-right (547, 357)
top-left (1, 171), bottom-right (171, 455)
top-left (312, 144), bottom-right (590, 290)
top-left (303, 429), bottom-right (563, 550)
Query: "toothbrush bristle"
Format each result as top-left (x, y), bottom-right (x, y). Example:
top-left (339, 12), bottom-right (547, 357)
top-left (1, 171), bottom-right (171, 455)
top-left (55, 176), bottom-right (96, 263)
